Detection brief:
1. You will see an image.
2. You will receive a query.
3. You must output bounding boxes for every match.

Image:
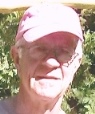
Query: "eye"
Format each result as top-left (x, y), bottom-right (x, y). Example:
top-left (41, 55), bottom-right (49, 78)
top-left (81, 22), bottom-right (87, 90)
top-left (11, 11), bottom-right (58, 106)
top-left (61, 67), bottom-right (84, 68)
top-left (29, 46), bottom-right (48, 60)
top-left (37, 47), bottom-right (47, 52)
top-left (67, 53), bottom-right (79, 66)
top-left (56, 48), bottom-right (74, 63)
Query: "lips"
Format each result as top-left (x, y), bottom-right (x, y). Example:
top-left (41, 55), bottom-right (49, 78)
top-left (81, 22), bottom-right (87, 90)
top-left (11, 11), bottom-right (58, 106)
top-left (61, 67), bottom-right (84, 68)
top-left (35, 76), bottom-right (60, 80)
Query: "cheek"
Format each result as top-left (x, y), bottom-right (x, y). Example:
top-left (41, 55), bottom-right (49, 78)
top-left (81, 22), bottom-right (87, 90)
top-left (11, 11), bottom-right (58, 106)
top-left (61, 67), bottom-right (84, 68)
top-left (61, 58), bottom-right (81, 85)
top-left (61, 66), bottom-right (75, 87)
top-left (18, 57), bottom-right (40, 79)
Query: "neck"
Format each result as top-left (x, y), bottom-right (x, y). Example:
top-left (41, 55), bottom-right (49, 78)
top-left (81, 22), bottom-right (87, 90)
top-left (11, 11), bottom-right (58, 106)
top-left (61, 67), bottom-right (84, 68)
top-left (13, 85), bottom-right (64, 114)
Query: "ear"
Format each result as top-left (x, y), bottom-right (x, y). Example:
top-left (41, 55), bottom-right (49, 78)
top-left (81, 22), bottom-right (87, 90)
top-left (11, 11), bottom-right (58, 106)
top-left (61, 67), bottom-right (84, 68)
top-left (10, 46), bottom-right (20, 70)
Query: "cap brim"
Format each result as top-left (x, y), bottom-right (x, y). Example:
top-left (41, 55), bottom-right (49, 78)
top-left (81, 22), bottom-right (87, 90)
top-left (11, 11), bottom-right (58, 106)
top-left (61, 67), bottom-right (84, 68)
top-left (23, 24), bottom-right (83, 42)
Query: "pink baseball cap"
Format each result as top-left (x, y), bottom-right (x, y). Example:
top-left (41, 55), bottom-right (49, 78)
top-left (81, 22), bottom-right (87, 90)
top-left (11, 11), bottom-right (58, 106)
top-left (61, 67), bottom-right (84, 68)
top-left (15, 4), bottom-right (83, 42)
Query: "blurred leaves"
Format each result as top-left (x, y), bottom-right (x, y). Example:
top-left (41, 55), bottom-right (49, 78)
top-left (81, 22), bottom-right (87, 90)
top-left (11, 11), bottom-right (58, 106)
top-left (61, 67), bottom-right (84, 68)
top-left (0, 11), bottom-right (23, 98)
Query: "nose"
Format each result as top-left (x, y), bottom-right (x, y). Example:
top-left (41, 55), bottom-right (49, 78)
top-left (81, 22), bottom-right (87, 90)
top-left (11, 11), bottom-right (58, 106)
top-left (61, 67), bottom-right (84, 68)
top-left (46, 58), bottom-right (60, 67)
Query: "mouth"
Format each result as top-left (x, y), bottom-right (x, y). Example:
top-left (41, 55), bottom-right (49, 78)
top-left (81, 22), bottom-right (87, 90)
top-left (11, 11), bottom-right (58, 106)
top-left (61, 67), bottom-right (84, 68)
top-left (35, 76), bottom-right (60, 80)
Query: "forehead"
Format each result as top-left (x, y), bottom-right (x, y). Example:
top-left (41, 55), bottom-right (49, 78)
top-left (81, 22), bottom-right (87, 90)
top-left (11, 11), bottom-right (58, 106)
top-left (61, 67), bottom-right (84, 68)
top-left (33, 32), bottom-right (79, 48)
top-left (17, 32), bottom-right (79, 49)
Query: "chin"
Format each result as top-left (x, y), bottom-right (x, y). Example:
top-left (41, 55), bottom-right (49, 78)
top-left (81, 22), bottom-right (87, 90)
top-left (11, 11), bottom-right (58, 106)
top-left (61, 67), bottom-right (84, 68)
top-left (31, 84), bottom-right (64, 100)
top-left (30, 78), bottom-right (67, 100)
top-left (35, 90), bottom-right (61, 101)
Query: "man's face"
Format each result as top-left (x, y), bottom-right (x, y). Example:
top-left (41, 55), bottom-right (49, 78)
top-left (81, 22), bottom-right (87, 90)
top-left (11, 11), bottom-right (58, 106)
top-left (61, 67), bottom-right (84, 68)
top-left (13, 32), bottom-right (80, 100)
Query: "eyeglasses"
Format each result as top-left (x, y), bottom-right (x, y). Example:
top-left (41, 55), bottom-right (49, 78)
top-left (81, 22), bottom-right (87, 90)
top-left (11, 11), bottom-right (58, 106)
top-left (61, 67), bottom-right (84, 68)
top-left (23, 45), bottom-right (78, 66)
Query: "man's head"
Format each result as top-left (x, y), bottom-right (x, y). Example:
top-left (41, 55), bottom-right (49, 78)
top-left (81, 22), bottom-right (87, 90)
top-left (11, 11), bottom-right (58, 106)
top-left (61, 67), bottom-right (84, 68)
top-left (11, 4), bottom-right (83, 101)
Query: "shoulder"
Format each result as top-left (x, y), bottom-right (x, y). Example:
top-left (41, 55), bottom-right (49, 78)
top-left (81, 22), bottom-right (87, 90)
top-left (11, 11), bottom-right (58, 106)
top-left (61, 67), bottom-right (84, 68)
top-left (0, 97), bottom-right (15, 114)
top-left (0, 99), bottom-right (8, 114)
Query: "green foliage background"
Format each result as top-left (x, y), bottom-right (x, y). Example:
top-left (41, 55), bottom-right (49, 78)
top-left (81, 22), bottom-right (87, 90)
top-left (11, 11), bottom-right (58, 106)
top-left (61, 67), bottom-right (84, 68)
top-left (0, 9), bottom-right (95, 114)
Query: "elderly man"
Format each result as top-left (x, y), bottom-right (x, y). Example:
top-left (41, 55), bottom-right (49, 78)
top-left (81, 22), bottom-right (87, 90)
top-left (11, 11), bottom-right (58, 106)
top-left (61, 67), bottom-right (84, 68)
top-left (0, 4), bottom-right (83, 114)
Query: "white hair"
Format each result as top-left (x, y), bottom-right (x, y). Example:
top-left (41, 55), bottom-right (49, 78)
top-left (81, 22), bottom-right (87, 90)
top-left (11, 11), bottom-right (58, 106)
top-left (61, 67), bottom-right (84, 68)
top-left (15, 38), bottom-right (26, 58)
